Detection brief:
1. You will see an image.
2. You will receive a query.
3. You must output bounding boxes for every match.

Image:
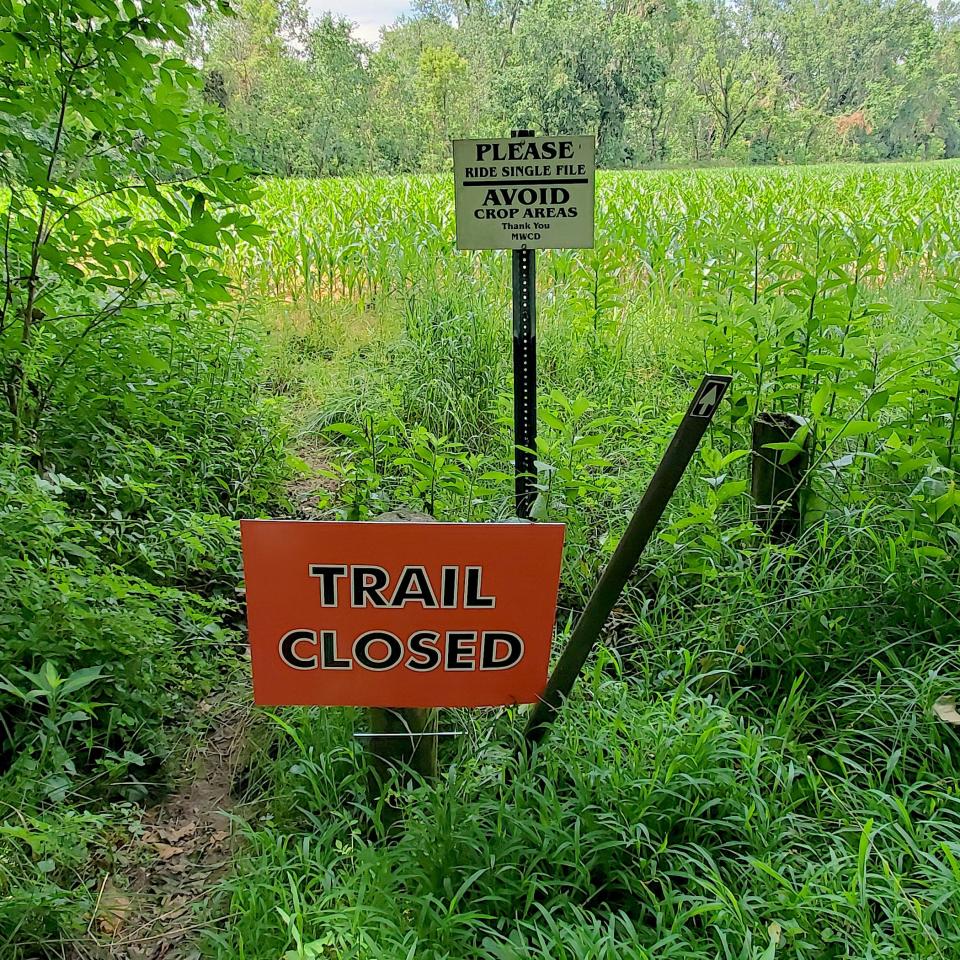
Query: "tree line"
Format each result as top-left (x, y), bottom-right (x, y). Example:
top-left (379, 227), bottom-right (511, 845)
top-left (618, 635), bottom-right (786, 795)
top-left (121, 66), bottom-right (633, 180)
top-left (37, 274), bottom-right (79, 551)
top-left (196, 0), bottom-right (960, 175)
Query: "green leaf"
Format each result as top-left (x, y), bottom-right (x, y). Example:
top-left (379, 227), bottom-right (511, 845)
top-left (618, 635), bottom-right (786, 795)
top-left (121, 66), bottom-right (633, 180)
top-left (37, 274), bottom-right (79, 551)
top-left (540, 410), bottom-right (565, 431)
top-left (60, 665), bottom-right (106, 697)
top-left (181, 215), bottom-right (222, 246)
top-left (190, 191), bottom-right (206, 222)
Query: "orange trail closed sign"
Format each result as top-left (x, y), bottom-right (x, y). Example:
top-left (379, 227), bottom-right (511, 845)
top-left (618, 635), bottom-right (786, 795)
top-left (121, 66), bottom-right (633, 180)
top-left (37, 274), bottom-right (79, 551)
top-left (240, 520), bottom-right (565, 708)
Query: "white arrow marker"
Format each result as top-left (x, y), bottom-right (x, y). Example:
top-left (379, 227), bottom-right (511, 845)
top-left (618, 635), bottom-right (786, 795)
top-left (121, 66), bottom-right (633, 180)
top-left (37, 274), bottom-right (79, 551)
top-left (693, 384), bottom-right (720, 417)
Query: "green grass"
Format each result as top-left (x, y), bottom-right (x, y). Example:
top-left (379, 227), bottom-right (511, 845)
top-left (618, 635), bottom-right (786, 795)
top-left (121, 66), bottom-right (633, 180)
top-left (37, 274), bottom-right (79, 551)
top-left (195, 162), bottom-right (960, 958)
top-left (209, 542), bottom-right (959, 958)
top-left (4, 159), bottom-right (954, 958)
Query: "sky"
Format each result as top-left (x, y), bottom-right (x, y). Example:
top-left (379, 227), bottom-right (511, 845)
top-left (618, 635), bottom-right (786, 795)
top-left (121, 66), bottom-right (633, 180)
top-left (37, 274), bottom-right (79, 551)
top-left (309, 1), bottom-right (413, 45)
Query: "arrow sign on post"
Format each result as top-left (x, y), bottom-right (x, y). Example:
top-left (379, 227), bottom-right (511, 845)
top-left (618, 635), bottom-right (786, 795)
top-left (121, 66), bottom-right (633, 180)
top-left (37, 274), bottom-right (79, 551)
top-left (523, 373), bottom-right (732, 748)
top-left (690, 376), bottom-right (729, 418)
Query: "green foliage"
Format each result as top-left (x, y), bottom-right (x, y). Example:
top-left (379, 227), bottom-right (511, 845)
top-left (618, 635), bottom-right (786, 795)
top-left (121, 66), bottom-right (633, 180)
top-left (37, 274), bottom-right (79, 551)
top-left (4, 7), bottom-right (960, 958)
top-left (0, 802), bottom-right (123, 948)
top-left (0, 0), bottom-right (289, 949)
top-left (0, 308), bottom-right (288, 946)
top-left (204, 4), bottom-right (372, 175)
top-left (244, 164), bottom-right (960, 543)
top-left (198, 0), bottom-right (960, 174)
top-left (243, 163), bottom-right (960, 624)
top-left (230, 161), bottom-right (959, 954)
top-left (0, 0), bottom-right (263, 441)
top-left (210, 534), bottom-right (960, 958)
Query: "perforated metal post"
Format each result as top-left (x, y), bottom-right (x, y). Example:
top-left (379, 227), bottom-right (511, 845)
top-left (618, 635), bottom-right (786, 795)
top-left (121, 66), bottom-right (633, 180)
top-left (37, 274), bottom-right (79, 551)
top-left (511, 128), bottom-right (537, 518)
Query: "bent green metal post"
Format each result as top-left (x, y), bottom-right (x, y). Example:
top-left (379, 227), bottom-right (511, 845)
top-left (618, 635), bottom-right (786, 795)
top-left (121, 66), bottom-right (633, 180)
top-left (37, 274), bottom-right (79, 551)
top-left (523, 375), bottom-right (732, 747)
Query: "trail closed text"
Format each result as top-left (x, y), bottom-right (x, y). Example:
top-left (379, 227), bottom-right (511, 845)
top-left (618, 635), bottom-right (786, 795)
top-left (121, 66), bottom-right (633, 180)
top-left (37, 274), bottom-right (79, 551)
top-left (240, 520), bottom-right (565, 707)
top-left (453, 136), bottom-right (595, 250)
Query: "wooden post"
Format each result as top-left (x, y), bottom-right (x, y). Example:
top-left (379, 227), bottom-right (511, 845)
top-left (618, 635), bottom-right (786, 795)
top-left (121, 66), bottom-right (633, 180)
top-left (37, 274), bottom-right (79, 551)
top-left (751, 413), bottom-right (812, 542)
top-left (366, 706), bottom-right (438, 785)
top-left (365, 509), bottom-right (438, 824)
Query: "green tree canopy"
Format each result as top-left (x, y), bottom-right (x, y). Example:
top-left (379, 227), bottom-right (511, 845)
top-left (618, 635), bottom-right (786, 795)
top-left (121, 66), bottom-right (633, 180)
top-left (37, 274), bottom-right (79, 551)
top-left (196, 0), bottom-right (960, 173)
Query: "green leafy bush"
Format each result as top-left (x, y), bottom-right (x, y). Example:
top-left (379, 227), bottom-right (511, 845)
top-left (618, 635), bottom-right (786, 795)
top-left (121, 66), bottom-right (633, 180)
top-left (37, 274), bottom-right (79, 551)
top-left (0, 1), bottom-right (292, 948)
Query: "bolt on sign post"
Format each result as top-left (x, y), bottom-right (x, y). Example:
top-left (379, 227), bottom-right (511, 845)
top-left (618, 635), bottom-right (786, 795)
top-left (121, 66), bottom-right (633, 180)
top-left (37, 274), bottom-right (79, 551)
top-left (241, 520), bottom-right (565, 797)
top-left (523, 375), bottom-right (732, 748)
top-left (453, 131), bottom-right (595, 517)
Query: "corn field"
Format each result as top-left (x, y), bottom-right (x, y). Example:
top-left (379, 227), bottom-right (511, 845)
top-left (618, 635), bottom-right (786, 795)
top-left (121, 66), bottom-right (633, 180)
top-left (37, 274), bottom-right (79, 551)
top-left (233, 163), bottom-right (960, 306)
top-left (233, 163), bottom-right (960, 537)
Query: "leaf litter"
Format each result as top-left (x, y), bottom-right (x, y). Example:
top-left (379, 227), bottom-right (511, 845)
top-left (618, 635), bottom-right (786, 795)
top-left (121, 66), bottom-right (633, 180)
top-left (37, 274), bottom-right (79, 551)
top-left (75, 693), bottom-right (253, 960)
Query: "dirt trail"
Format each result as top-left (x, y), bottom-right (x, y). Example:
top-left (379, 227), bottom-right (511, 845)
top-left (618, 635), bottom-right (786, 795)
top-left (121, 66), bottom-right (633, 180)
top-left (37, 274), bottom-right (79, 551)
top-left (76, 694), bottom-right (252, 960)
top-left (73, 446), bottom-right (329, 958)
top-left (286, 438), bottom-right (338, 517)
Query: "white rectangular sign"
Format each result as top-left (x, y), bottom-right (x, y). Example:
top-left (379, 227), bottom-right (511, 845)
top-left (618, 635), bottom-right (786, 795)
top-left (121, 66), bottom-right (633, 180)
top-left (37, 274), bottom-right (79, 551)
top-left (453, 136), bottom-right (595, 251)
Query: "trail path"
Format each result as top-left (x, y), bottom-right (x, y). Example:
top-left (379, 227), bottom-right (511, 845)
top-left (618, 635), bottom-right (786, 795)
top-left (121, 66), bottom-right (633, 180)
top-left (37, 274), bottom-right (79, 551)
top-left (77, 694), bottom-right (251, 960)
top-left (73, 445), bottom-right (331, 958)
top-left (285, 438), bottom-right (338, 517)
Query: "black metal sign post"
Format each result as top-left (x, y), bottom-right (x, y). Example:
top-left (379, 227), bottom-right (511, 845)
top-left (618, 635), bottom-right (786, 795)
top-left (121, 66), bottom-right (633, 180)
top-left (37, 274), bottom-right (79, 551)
top-left (452, 129), bottom-right (594, 517)
top-left (511, 129), bottom-right (537, 518)
top-left (523, 374), bottom-right (732, 747)
top-left (512, 247), bottom-right (537, 517)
